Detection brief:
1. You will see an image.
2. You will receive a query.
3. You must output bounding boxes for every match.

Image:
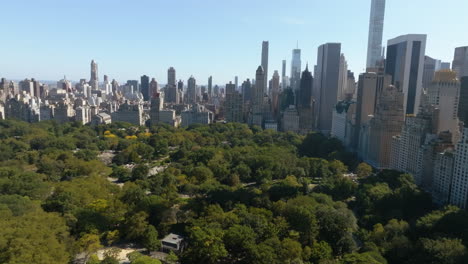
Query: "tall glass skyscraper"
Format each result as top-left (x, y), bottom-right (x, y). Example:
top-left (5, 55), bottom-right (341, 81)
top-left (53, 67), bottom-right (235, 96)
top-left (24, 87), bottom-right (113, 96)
top-left (366, 0), bottom-right (386, 68)
top-left (385, 34), bottom-right (426, 115)
top-left (291, 48), bottom-right (301, 91)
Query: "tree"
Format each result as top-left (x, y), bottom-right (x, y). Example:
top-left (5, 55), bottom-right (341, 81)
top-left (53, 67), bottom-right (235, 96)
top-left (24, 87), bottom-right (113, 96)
top-left (184, 226), bottom-right (227, 264)
top-left (143, 225), bottom-right (160, 251)
top-left (309, 241), bottom-right (333, 263)
top-left (78, 233), bottom-right (103, 259)
top-left (414, 238), bottom-right (468, 264)
top-left (356, 163), bottom-right (372, 178)
top-left (123, 211), bottom-right (149, 241)
top-left (165, 251), bottom-right (179, 264)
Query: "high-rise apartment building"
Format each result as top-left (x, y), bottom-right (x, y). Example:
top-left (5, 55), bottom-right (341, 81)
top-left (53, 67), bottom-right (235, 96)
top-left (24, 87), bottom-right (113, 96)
top-left (252, 66), bottom-right (265, 127)
top-left (355, 70), bottom-right (392, 151)
top-left (314, 43), bottom-right (342, 133)
top-left (385, 34), bottom-right (426, 115)
top-left (366, 85), bottom-right (405, 169)
top-left (366, 0), bottom-right (386, 68)
top-left (90, 60), bottom-right (99, 90)
top-left (261, 41), bottom-right (269, 93)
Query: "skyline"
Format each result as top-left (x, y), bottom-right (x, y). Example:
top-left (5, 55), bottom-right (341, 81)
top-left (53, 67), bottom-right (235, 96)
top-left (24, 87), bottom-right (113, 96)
top-left (2, 0), bottom-right (468, 84)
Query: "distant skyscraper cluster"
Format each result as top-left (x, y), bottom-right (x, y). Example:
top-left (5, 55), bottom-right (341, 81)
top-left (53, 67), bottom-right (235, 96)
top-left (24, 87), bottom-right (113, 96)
top-left (2, 0), bottom-right (468, 210)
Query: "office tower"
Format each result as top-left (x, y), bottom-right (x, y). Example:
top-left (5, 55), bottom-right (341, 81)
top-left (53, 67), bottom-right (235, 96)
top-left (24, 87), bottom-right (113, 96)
top-left (427, 70), bottom-right (461, 141)
top-left (385, 34), bottom-right (426, 115)
top-left (271, 71), bottom-right (280, 119)
top-left (167, 67), bottom-right (176, 87)
top-left (242, 79), bottom-right (252, 103)
top-left (366, 0), bottom-right (386, 68)
top-left (423, 56), bottom-right (438, 89)
top-left (338, 54), bottom-right (349, 101)
top-left (126, 80), bottom-right (139, 94)
top-left (367, 85), bottom-right (405, 169)
top-left (90, 60), bottom-right (99, 90)
top-left (291, 48), bottom-right (302, 91)
top-left (261, 41), bottom-right (269, 92)
top-left (187, 76), bottom-right (197, 104)
top-left (251, 66), bottom-right (265, 126)
top-left (452, 46), bottom-right (468, 79)
top-left (355, 71), bottom-right (392, 148)
top-left (298, 66), bottom-right (314, 132)
top-left (314, 43), bottom-right (342, 133)
top-left (440, 62), bottom-right (451, 70)
top-left (208, 76), bottom-right (213, 97)
top-left (149, 78), bottom-right (159, 98)
top-left (141, 75), bottom-right (150, 101)
top-left (459, 77), bottom-right (468, 125)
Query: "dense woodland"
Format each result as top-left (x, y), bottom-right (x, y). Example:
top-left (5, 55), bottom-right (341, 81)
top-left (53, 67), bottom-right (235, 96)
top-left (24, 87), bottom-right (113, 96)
top-left (0, 119), bottom-right (468, 264)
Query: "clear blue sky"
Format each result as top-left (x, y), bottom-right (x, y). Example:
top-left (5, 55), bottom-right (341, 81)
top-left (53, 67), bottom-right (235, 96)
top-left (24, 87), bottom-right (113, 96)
top-left (2, 0), bottom-right (467, 85)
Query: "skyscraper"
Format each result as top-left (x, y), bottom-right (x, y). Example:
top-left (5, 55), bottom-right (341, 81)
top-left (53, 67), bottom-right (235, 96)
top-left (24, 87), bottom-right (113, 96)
top-left (291, 48), bottom-right (302, 91)
top-left (168, 67), bottom-right (176, 87)
top-left (367, 85), bottom-right (405, 169)
top-left (251, 66), bottom-right (265, 127)
top-left (90, 60), bottom-right (99, 90)
top-left (298, 65), bottom-right (314, 132)
top-left (355, 70), bottom-right (392, 150)
top-left (149, 78), bottom-right (159, 98)
top-left (208, 76), bottom-right (213, 97)
top-left (235, 76), bottom-right (239, 91)
top-left (261, 41), bottom-right (269, 92)
top-left (141, 75), bottom-right (150, 101)
top-left (271, 71), bottom-right (280, 119)
top-left (187, 76), bottom-right (197, 104)
top-left (282, 60), bottom-right (287, 89)
top-left (314, 43), bottom-right (342, 133)
top-left (452, 46), bottom-right (468, 79)
top-left (366, 0), bottom-right (386, 68)
top-left (385, 34), bottom-right (427, 115)
top-left (426, 70), bottom-right (461, 141)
